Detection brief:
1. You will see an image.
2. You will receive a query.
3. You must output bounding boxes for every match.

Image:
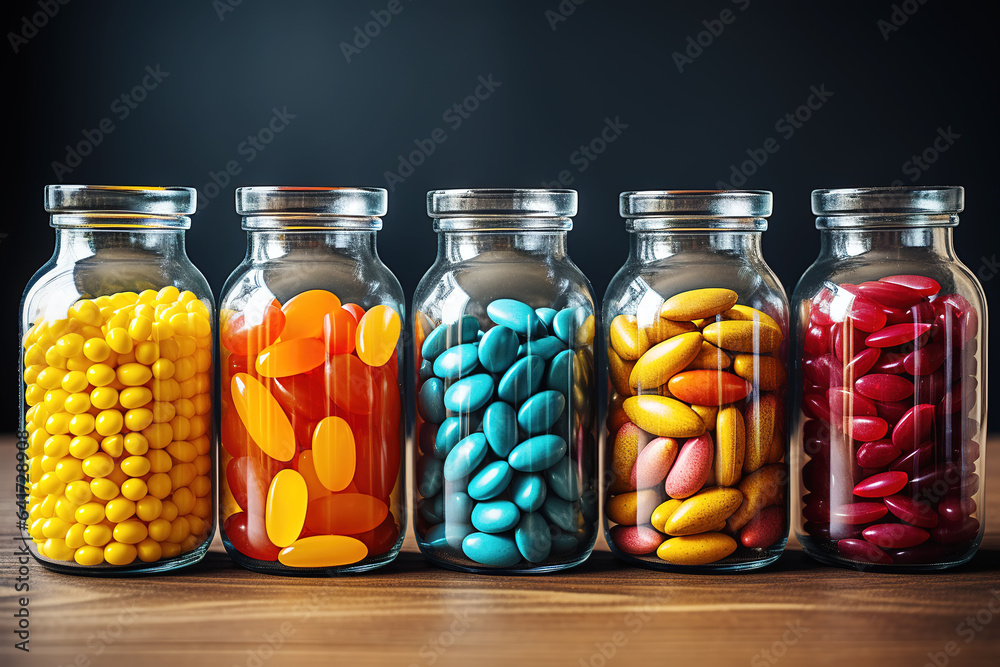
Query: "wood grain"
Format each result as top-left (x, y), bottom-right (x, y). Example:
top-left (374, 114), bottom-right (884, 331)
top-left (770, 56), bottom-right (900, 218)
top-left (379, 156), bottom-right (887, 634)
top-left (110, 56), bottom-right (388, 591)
top-left (2, 436), bottom-right (998, 667)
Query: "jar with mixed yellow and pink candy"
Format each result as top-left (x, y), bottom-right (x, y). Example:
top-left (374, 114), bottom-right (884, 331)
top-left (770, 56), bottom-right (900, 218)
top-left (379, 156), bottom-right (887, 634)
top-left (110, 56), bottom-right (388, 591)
top-left (19, 185), bottom-right (215, 573)
top-left (792, 186), bottom-right (988, 570)
top-left (604, 191), bottom-right (790, 571)
top-left (218, 187), bottom-right (404, 574)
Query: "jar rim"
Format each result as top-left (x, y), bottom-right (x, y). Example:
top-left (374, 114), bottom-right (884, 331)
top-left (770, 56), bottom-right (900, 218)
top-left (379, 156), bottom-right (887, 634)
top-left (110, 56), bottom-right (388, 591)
top-left (620, 190), bottom-right (772, 219)
top-left (811, 186), bottom-right (964, 215)
top-left (236, 187), bottom-right (387, 222)
top-left (45, 185), bottom-right (196, 218)
top-left (427, 189), bottom-right (578, 218)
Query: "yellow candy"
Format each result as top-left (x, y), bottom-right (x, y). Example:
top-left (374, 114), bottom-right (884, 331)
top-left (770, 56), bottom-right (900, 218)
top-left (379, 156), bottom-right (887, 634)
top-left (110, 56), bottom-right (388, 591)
top-left (728, 464), bottom-right (786, 531)
top-left (606, 489), bottom-right (664, 526)
top-left (277, 535), bottom-right (368, 568)
top-left (743, 393), bottom-right (778, 475)
top-left (656, 532), bottom-right (738, 565)
top-left (136, 539), bottom-right (163, 563)
top-left (715, 406), bottom-right (746, 487)
top-left (69, 435), bottom-right (99, 459)
top-left (662, 487), bottom-right (743, 536)
top-left (702, 320), bottom-right (783, 354)
top-left (134, 341), bottom-right (159, 365)
top-left (124, 408), bottom-right (154, 431)
top-left (64, 394), bottom-right (91, 418)
top-left (74, 545), bottom-right (104, 566)
top-left (650, 499), bottom-right (683, 532)
top-left (106, 328), bottom-right (133, 354)
top-left (148, 518), bottom-right (171, 541)
top-left (82, 453), bottom-right (114, 478)
top-left (136, 496), bottom-right (163, 521)
top-left (124, 433), bottom-right (149, 455)
top-left (90, 478), bottom-right (119, 501)
top-left (622, 395), bottom-right (705, 439)
top-left (68, 413), bottom-right (95, 436)
top-left (44, 434), bottom-right (71, 457)
top-left (629, 331), bottom-right (703, 391)
top-left (82, 338), bottom-right (111, 363)
top-left (86, 363), bottom-right (116, 387)
top-left (76, 502), bottom-right (106, 525)
top-left (65, 480), bottom-right (93, 505)
top-left (36, 366), bottom-right (66, 390)
top-left (265, 470), bottom-right (308, 548)
top-left (684, 341), bottom-right (732, 371)
top-left (117, 362), bottom-right (152, 386)
top-left (103, 542), bottom-right (138, 566)
top-left (90, 386), bottom-right (118, 410)
top-left (65, 522), bottom-right (86, 549)
top-left (56, 333), bottom-right (85, 358)
top-left (661, 288), bottom-right (739, 321)
top-left (54, 458), bottom-right (85, 482)
top-left (120, 386), bottom-right (152, 409)
top-left (113, 520), bottom-right (148, 545)
top-left (733, 354), bottom-right (786, 391)
top-left (83, 523), bottom-right (113, 547)
top-left (44, 538), bottom-right (75, 561)
top-left (609, 314), bottom-right (649, 361)
top-left (121, 478), bottom-right (148, 501)
top-left (105, 498), bottom-right (136, 523)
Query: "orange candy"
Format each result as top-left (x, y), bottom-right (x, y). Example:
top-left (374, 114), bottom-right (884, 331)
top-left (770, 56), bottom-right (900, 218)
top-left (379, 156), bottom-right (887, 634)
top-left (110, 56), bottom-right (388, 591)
top-left (281, 290), bottom-right (341, 340)
top-left (341, 303), bottom-right (365, 323)
top-left (230, 373), bottom-right (296, 462)
top-left (304, 493), bottom-right (388, 535)
top-left (356, 305), bottom-right (401, 367)
top-left (324, 309), bottom-right (358, 356)
top-left (326, 354), bottom-right (375, 415)
top-left (277, 535), bottom-right (368, 568)
top-left (295, 451), bottom-right (332, 502)
top-left (255, 338), bottom-right (326, 377)
top-left (312, 416), bottom-right (356, 492)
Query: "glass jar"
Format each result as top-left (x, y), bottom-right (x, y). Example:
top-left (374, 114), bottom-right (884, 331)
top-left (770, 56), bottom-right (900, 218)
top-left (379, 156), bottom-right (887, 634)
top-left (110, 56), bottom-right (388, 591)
top-left (18, 185), bottom-right (215, 574)
top-left (791, 186), bottom-right (987, 571)
top-left (218, 187), bottom-right (404, 574)
top-left (603, 190), bottom-right (789, 571)
top-left (411, 189), bottom-right (598, 573)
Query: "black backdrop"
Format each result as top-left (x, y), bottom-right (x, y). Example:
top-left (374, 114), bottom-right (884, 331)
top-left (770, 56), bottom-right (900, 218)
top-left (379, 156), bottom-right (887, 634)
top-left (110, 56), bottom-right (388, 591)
top-left (3, 0), bottom-right (997, 432)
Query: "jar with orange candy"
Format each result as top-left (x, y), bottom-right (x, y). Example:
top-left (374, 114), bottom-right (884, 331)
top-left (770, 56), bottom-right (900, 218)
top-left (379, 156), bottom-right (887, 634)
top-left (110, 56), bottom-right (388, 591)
top-left (218, 187), bottom-right (405, 574)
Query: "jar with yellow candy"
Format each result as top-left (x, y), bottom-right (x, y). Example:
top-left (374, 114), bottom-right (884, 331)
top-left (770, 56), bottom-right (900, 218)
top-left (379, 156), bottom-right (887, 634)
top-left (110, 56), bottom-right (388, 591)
top-left (218, 187), bottom-right (405, 574)
top-left (603, 190), bottom-right (790, 571)
top-left (19, 185), bottom-right (215, 573)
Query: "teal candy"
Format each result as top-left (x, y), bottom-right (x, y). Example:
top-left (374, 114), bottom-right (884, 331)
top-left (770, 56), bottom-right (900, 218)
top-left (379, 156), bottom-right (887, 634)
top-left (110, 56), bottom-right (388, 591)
top-left (515, 512), bottom-right (552, 562)
top-left (482, 402), bottom-right (518, 458)
top-left (458, 315), bottom-right (480, 343)
top-left (541, 495), bottom-right (581, 533)
top-left (517, 336), bottom-right (565, 361)
top-left (418, 494), bottom-right (444, 524)
top-left (443, 432), bottom-right (488, 481)
top-left (544, 456), bottom-right (582, 501)
top-left (421, 325), bottom-right (449, 361)
top-left (443, 374), bottom-right (494, 413)
top-left (434, 418), bottom-right (461, 459)
top-left (421, 316), bottom-right (479, 361)
top-left (535, 307), bottom-right (557, 330)
top-left (468, 461), bottom-right (513, 501)
top-left (433, 343), bottom-right (480, 380)
top-left (497, 355), bottom-right (544, 404)
top-left (418, 378), bottom-right (446, 424)
top-left (510, 472), bottom-right (546, 512)
top-left (508, 434), bottom-right (567, 472)
top-left (487, 299), bottom-right (544, 339)
top-left (424, 523), bottom-right (448, 549)
top-left (462, 532), bottom-right (521, 568)
top-left (445, 491), bottom-right (475, 524)
top-left (419, 359), bottom-right (434, 381)
top-left (445, 522), bottom-right (473, 549)
top-left (477, 325), bottom-right (519, 373)
top-left (552, 306), bottom-right (582, 345)
top-left (551, 531), bottom-right (580, 554)
top-left (471, 500), bottom-right (520, 533)
top-left (545, 349), bottom-right (573, 394)
top-left (517, 389), bottom-right (566, 435)
top-left (417, 456), bottom-right (443, 497)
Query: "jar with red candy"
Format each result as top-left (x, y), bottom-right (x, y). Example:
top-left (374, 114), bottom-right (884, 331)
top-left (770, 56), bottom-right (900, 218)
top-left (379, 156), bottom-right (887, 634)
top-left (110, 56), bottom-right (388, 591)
top-left (791, 186), bottom-right (987, 570)
top-left (218, 187), bottom-right (404, 574)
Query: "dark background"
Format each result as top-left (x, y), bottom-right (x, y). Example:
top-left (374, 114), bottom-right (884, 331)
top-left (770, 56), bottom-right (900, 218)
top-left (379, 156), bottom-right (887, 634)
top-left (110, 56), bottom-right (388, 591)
top-left (2, 0), bottom-right (997, 431)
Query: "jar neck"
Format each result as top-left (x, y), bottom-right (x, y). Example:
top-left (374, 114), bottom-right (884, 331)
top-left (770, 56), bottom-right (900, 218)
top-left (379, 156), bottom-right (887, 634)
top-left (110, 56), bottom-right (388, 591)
top-left (247, 229), bottom-right (378, 261)
top-left (818, 226), bottom-right (956, 261)
top-left (51, 226), bottom-right (187, 262)
top-left (437, 230), bottom-right (568, 262)
top-left (630, 230), bottom-right (763, 263)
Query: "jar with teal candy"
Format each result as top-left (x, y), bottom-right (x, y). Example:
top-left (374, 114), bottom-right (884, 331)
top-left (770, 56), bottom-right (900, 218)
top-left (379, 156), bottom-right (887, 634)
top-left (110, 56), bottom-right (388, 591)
top-left (411, 188), bottom-right (599, 573)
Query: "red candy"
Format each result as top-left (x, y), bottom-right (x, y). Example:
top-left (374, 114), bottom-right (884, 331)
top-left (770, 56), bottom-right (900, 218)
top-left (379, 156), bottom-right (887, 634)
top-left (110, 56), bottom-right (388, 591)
top-left (853, 471), bottom-right (908, 498)
top-left (882, 494), bottom-right (938, 528)
top-left (854, 374), bottom-right (914, 402)
top-left (879, 275), bottom-right (940, 297)
top-left (862, 523), bottom-right (929, 549)
top-left (832, 502), bottom-right (888, 524)
top-left (848, 416), bottom-right (888, 442)
top-left (864, 322), bottom-right (932, 348)
top-left (856, 440), bottom-right (900, 468)
top-left (838, 538), bottom-right (893, 564)
top-left (891, 404), bottom-right (935, 451)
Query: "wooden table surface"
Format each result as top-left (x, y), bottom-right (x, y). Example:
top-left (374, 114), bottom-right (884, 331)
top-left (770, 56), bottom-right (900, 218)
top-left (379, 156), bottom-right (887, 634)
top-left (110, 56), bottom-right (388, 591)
top-left (3, 436), bottom-right (998, 667)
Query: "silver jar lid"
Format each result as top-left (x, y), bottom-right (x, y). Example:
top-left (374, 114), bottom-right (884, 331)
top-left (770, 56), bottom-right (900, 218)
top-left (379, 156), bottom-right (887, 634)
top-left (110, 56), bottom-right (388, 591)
top-left (236, 187), bottom-right (387, 229)
top-left (620, 190), bottom-right (772, 218)
top-left (427, 188), bottom-right (577, 231)
top-left (812, 186), bottom-right (964, 215)
top-left (45, 185), bottom-right (196, 227)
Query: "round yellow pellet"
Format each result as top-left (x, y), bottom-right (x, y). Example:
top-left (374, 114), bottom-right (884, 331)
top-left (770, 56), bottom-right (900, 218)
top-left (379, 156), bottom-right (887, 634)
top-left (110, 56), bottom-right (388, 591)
top-left (151, 401), bottom-right (175, 423)
top-left (75, 502), bottom-right (106, 525)
top-left (43, 435), bottom-right (70, 457)
top-left (127, 316), bottom-right (152, 342)
top-left (143, 423), bottom-right (173, 449)
top-left (171, 487), bottom-right (195, 515)
top-left (158, 339), bottom-right (180, 361)
top-left (101, 434), bottom-right (124, 457)
top-left (148, 518), bottom-right (171, 541)
top-left (83, 523), bottom-right (113, 546)
top-left (24, 384), bottom-right (44, 406)
top-left (192, 497), bottom-right (211, 519)
top-left (121, 455), bottom-right (152, 478)
top-left (121, 478), bottom-right (147, 502)
top-left (123, 432), bottom-right (149, 456)
top-left (113, 520), bottom-right (148, 545)
top-left (173, 358), bottom-right (195, 383)
top-left (105, 498), bottom-right (136, 523)
top-left (83, 338), bottom-right (111, 362)
top-left (45, 412), bottom-right (70, 435)
top-left (63, 392), bottom-right (91, 414)
top-left (24, 343), bottom-right (46, 366)
top-left (106, 328), bottom-right (133, 354)
top-left (149, 321), bottom-right (173, 342)
top-left (146, 450), bottom-right (172, 473)
top-left (74, 545), bottom-right (104, 566)
top-left (59, 370), bottom-right (88, 394)
top-left (68, 413), bottom-right (95, 436)
top-left (151, 358), bottom-right (175, 380)
top-left (120, 387), bottom-right (152, 410)
top-left (42, 517), bottom-right (71, 539)
top-left (103, 542), bottom-right (137, 566)
top-left (117, 362), bottom-right (152, 387)
top-left (136, 496), bottom-right (162, 522)
top-left (166, 440), bottom-right (196, 463)
top-left (55, 333), bottom-right (85, 358)
top-left (161, 542), bottom-right (182, 559)
top-left (65, 480), bottom-right (92, 505)
top-left (124, 408), bottom-right (153, 431)
top-left (160, 501), bottom-right (179, 522)
top-left (64, 522), bottom-right (86, 549)
top-left (69, 435), bottom-right (99, 459)
top-left (168, 517), bottom-right (190, 543)
top-left (134, 341), bottom-right (159, 365)
top-left (82, 453), bottom-right (114, 478)
top-left (136, 538), bottom-right (162, 562)
top-left (191, 436), bottom-right (210, 456)
top-left (189, 475), bottom-right (211, 498)
top-left (65, 355), bottom-right (93, 372)
top-left (55, 458), bottom-right (84, 482)
top-left (44, 538), bottom-right (74, 561)
top-left (37, 472), bottom-right (64, 495)
top-left (147, 473), bottom-right (171, 499)
top-left (44, 346), bottom-right (68, 369)
top-left (36, 367), bottom-right (66, 390)
top-left (55, 497), bottom-right (79, 522)
top-left (157, 286), bottom-right (180, 303)
top-left (90, 386), bottom-right (118, 410)
top-left (137, 289), bottom-right (157, 304)
top-left (90, 478), bottom-right (119, 501)
top-left (193, 454), bottom-right (211, 477)
top-left (86, 363), bottom-right (116, 387)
